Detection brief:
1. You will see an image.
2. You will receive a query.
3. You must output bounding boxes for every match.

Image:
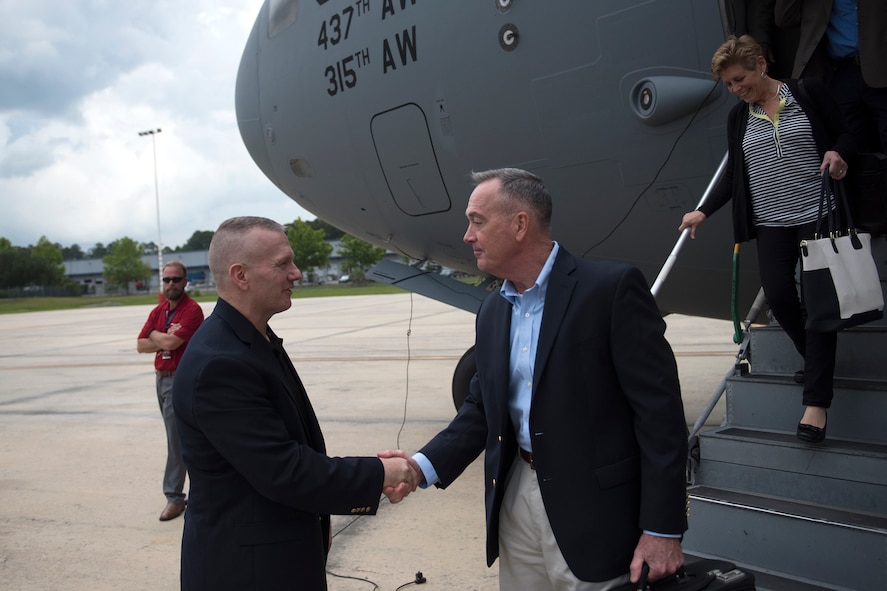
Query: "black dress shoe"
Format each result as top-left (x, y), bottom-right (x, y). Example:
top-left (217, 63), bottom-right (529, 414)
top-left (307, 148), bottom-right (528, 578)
top-left (793, 370), bottom-right (804, 384)
top-left (796, 421), bottom-right (827, 443)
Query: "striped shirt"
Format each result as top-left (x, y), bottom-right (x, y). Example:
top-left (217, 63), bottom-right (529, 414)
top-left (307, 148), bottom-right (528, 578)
top-left (743, 84), bottom-right (824, 227)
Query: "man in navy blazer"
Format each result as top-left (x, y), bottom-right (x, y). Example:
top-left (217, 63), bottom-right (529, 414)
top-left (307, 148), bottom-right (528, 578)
top-left (384, 169), bottom-right (688, 589)
top-left (776, 0), bottom-right (887, 153)
top-left (173, 216), bottom-right (417, 591)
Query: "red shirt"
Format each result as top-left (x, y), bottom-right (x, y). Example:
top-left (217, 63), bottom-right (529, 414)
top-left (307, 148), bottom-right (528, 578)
top-left (138, 294), bottom-right (204, 371)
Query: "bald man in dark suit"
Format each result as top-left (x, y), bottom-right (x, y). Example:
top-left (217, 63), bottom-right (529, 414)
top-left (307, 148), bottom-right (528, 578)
top-left (173, 216), bottom-right (417, 591)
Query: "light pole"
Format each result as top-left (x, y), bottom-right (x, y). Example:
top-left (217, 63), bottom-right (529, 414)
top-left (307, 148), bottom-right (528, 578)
top-left (138, 128), bottom-right (163, 291)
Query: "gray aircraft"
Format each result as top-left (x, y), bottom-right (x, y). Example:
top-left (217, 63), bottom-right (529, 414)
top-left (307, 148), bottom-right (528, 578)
top-left (235, 2), bottom-right (887, 589)
top-left (234, 0), bottom-right (757, 320)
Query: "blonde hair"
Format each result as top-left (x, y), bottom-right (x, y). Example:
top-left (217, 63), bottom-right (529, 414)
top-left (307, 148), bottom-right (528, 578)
top-left (711, 35), bottom-right (762, 80)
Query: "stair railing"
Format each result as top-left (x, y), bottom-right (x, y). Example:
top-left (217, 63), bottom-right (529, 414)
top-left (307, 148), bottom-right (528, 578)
top-left (643, 151), bottom-right (770, 476)
top-left (650, 153), bottom-right (728, 298)
top-left (688, 287), bottom-right (766, 439)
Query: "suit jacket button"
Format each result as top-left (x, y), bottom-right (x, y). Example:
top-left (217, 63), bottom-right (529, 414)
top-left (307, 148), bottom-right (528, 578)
top-left (492, 479), bottom-right (497, 488)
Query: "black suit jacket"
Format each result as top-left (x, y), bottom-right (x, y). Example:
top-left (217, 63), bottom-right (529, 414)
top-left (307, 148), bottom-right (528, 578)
top-left (173, 298), bottom-right (383, 591)
top-left (776, 0), bottom-right (887, 87)
top-left (419, 248), bottom-right (688, 582)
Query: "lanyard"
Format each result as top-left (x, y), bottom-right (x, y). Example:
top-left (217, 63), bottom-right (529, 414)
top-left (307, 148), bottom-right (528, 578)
top-left (164, 308), bottom-right (178, 331)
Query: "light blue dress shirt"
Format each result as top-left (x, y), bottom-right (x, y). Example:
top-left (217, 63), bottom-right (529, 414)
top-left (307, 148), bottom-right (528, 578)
top-left (500, 242), bottom-right (559, 452)
top-left (414, 243), bottom-right (560, 486)
top-left (412, 243), bottom-right (677, 539)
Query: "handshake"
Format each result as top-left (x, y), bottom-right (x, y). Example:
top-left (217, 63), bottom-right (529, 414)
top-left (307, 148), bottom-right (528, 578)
top-left (377, 449), bottom-right (424, 503)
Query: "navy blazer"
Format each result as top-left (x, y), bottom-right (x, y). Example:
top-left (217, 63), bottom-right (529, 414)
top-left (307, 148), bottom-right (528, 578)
top-left (419, 248), bottom-right (688, 582)
top-left (173, 298), bottom-right (383, 591)
top-left (776, 0), bottom-right (887, 87)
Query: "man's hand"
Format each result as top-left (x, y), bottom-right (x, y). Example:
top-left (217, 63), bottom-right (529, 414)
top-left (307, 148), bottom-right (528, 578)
top-left (629, 534), bottom-right (683, 583)
top-left (378, 449), bottom-right (422, 503)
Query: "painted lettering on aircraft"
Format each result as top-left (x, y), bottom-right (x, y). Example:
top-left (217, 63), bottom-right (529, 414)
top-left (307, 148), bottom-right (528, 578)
top-left (324, 49), bottom-right (371, 96)
top-left (317, 5), bottom-right (356, 50)
top-left (318, 1), bottom-right (419, 96)
top-left (382, 0), bottom-right (418, 20)
top-left (382, 26), bottom-right (417, 73)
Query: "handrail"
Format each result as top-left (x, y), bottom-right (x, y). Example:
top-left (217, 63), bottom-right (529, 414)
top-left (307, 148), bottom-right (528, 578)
top-left (651, 152), bottom-right (729, 298)
top-left (731, 243), bottom-right (742, 344)
top-left (688, 287), bottom-right (767, 441)
top-left (637, 149), bottom-right (768, 445)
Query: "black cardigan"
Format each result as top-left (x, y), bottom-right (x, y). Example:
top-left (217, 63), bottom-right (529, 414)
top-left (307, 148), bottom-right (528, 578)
top-left (699, 78), bottom-right (856, 243)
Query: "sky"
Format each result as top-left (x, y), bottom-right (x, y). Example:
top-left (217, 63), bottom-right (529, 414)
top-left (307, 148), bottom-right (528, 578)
top-left (0, 0), bottom-right (314, 251)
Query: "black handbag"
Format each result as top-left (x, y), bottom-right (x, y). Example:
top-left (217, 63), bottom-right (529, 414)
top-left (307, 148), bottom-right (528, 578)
top-left (611, 559), bottom-right (755, 591)
top-left (799, 170), bottom-right (884, 332)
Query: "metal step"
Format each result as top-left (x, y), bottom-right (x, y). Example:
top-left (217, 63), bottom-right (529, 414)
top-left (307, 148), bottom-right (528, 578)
top-left (695, 427), bottom-right (887, 514)
top-left (749, 325), bottom-right (887, 380)
top-left (723, 376), bottom-right (887, 444)
top-left (687, 243), bottom-right (887, 589)
top-left (684, 486), bottom-right (887, 591)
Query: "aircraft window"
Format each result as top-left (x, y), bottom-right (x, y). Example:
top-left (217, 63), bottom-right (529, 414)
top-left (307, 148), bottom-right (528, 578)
top-left (289, 158), bottom-right (314, 178)
top-left (268, 0), bottom-right (298, 38)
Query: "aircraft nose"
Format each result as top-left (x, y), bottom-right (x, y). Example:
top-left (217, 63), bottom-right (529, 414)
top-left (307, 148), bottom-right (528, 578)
top-left (235, 15), bottom-right (278, 186)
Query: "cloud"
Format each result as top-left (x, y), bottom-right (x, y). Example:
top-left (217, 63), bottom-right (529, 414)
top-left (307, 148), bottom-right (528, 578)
top-left (0, 1), bottom-right (166, 116)
top-left (0, 0), bottom-right (313, 250)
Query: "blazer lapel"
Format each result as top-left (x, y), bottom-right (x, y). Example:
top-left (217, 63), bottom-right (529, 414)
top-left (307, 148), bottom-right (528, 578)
top-left (215, 299), bottom-right (327, 454)
top-left (533, 250), bottom-right (577, 399)
top-left (267, 329), bottom-right (327, 454)
top-left (492, 295), bottom-right (513, 399)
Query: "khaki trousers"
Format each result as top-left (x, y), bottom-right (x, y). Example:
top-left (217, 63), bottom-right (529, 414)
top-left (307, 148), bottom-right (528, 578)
top-left (498, 456), bottom-right (630, 590)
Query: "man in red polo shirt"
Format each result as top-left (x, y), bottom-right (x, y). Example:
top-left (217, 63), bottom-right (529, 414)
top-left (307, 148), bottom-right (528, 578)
top-left (137, 261), bottom-right (204, 521)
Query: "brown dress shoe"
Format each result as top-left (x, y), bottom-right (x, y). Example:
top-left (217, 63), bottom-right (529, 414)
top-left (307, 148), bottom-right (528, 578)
top-left (159, 501), bottom-right (186, 521)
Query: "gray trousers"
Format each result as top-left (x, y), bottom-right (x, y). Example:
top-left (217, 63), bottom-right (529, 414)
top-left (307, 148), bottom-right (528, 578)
top-left (156, 375), bottom-right (187, 503)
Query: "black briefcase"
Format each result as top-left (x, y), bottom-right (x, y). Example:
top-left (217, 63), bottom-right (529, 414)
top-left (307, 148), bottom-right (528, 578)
top-left (612, 559), bottom-right (756, 591)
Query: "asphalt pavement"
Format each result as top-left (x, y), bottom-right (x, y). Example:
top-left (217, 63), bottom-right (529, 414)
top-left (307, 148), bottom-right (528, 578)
top-left (0, 293), bottom-right (737, 590)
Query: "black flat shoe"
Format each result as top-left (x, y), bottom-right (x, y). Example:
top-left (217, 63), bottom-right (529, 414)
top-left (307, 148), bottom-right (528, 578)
top-left (796, 421), bottom-right (827, 443)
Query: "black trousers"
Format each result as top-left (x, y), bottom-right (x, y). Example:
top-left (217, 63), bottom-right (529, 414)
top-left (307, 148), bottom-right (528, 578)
top-left (830, 59), bottom-right (887, 154)
top-left (755, 223), bottom-right (837, 408)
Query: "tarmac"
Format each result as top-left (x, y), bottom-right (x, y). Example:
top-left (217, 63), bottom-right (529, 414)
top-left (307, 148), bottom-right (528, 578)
top-left (0, 292), bottom-right (738, 590)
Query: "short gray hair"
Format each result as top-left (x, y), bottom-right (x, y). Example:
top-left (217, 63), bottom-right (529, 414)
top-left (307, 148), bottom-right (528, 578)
top-left (469, 168), bottom-right (552, 230)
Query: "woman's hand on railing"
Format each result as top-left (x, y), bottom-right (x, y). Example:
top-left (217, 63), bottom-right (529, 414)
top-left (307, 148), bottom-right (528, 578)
top-left (678, 210), bottom-right (707, 239)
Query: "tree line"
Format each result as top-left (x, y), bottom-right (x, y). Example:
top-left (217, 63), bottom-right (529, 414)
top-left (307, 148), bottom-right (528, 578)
top-left (1, 219), bottom-right (387, 295)
top-left (29, 219), bottom-right (344, 262)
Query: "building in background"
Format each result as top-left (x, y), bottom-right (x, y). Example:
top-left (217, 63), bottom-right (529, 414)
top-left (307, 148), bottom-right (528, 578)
top-left (63, 242), bottom-right (403, 295)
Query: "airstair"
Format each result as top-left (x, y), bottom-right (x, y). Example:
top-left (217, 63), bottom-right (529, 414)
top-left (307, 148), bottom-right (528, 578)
top-left (682, 238), bottom-right (887, 590)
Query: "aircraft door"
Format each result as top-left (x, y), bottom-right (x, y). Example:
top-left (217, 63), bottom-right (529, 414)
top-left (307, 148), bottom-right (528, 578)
top-left (371, 103), bottom-right (451, 216)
